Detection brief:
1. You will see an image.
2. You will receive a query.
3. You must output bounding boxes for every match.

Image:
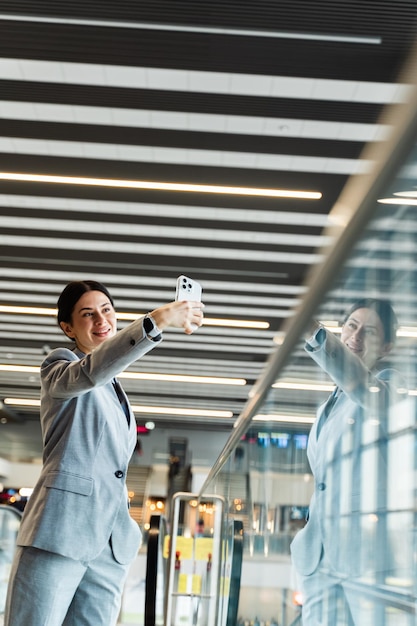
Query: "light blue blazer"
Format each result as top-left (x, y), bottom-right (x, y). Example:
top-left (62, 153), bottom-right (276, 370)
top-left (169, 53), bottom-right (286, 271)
top-left (16, 317), bottom-right (161, 565)
top-left (290, 327), bottom-right (405, 578)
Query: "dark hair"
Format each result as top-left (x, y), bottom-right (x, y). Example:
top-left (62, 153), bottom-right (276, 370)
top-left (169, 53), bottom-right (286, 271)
top-left (57, 280), bottom-right (114, 332)
top-left (342, 298), bottom-right (398, 344)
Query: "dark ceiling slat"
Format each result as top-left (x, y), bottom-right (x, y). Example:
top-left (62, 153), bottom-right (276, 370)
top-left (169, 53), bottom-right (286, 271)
top-left (0, 205), bottom-right (325, 237)
top-left (1, 0), bottom-right (417, 42)
top-left (0, 257), bottom-right (301, 292)
top-left (0, 20), bottom-right (412, 82)
top-left (0, 245), bottom-right (309, 282)
top-left (0, 80), bottom-right (383, 124)
top-left (0, 119), bottom-right (365, 160)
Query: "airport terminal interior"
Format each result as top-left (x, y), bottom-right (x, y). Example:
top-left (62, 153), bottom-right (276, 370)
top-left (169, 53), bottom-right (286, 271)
top-left (2, 2), bottom-right (417, 625)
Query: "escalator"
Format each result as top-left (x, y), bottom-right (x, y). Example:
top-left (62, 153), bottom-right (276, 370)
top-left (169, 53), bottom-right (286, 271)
top-left (0, 505), bottom-right (21, 616)
top-left (144, 506), bottom-right (244, 626)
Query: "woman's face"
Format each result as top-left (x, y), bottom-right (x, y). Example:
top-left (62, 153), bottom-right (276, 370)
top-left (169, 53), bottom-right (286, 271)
top-left (59, 290), bottom-right (117, 354)
top-left (341, 307), bottom-right (392, 368)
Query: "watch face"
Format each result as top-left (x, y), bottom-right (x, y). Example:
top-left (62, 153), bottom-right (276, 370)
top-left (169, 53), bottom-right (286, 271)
top-left (144, 316), bottom-right (154, 333)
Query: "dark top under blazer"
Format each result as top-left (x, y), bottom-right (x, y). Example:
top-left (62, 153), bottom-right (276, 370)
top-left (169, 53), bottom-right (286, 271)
top-left (16, 316), bottom-right (161, 565)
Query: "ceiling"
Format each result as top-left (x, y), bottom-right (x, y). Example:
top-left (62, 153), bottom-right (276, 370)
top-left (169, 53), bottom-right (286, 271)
top-left (1, 1), bottom-right (417, 462)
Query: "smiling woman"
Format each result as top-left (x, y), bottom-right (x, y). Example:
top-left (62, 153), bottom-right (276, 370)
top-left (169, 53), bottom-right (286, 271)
top-left (57, 281), bottom-right (117, 353)
top-left (290, 298), bottom-right (404, 626)
top-left (4, 279), bottom-right (204, 626)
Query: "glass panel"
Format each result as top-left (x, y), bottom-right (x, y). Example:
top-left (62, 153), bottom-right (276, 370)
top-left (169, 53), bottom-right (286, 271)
top-left (199, 44), bottom-right (417, 626)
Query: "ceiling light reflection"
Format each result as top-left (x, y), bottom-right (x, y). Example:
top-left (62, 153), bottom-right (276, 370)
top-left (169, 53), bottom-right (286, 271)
top-left (378, 197), bottom-right (417, 205)
top-left (273, 381), bottom-right (335, 392)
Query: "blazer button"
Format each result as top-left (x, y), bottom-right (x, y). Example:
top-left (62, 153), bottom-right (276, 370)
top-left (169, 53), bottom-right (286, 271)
top-left (130, 339), bottom-right (135, 345)
top-left (115, 470), bottom-right (124, 478)
top-left (318, 482), bottom-right (326, 491)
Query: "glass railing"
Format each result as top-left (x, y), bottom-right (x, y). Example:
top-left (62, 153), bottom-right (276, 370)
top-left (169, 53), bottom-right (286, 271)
top-left (197, 42), bottom-right (417, 626)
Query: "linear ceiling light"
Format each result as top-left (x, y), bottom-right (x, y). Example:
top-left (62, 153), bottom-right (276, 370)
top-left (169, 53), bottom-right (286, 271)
top-left (119, 372), bottom-right (246, 385)
top-left (0, 172), bottom-right (322, 200)
top-left (254, 414), bottom-right (316, 424)
top-left (0, 364), bottom-right (245, 386)
top-left (379, 190), bottom-right (417, 205)
top-left (117, 312), bottom-right (270, 329)
top-left (0, 305), bottom-right (269, 330)
top-left (3, 398), bottom-right (40, 407)
top-left (378, 197), bottom-right (417, 205)
top-left (273, 381), bottom-right (335, 392)
top-left (393, 191), bottom-right (417, 197)
top-left (0, 305), bottom-right (57, 316)
top-left (0, 365), bottom-right (40, 374)
top-left (3, 397), bottom-right (233, 418)
top-left (397, 327), bottom-right (417, 338)
top-left (131, 405), bottom-right (233, 418)
top-left (201, 318), bottom-right (270, 329)
top-left (0, 16), bottom-right (382, 44)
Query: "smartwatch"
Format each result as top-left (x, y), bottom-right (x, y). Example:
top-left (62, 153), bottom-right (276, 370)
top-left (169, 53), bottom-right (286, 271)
top-left (143, 315), bottom-right (162, 341)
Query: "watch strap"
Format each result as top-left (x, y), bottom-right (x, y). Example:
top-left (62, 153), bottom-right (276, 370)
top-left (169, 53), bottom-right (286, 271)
top-left (143, 314), bottom-right (162, 341)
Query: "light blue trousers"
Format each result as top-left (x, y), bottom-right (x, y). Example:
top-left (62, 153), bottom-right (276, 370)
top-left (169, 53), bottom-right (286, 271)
top-left (4, 542), bottom-right (130, 626)
top-left (299, 555), bottom-right (385, 626)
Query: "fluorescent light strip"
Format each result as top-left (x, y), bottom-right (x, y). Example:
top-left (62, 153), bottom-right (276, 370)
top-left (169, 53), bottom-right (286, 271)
top-left (379, 190), bottom-right (417, 205)
top-left (0, 173), bottom-right (321, 200)
top-left (194, 318), bottom-right (269, 330)
top-left (0, 306), bottom-right (56, 316)
top-left (393, 191), bottom-right (417, 197)
top-left (118, 313), bottom-right (272, 328)
top-left (0, 365), bottom-right (40, 374)
top-left (0, 305), bottom-right (269, 331)
top-left (273, 381), bottom-right (335, 392)
top-left (3, 397), bottom-right (233, 418)
top-left (0, 364), bottom-right (245, 386)
top-left (397, 327), bottom-right (417, 338)
top-left (118, 372), bottom-right (246, 386)
top-left (254, 414), bottom-right (316, 424)
top-left (131, 405), bottom-right (233, 418)
top-left (3, 398), bottom-right (40, 407)
top-left (378, 198), bottom-right (417, 205)
top-left (0, 16), bottom-right (382, 44)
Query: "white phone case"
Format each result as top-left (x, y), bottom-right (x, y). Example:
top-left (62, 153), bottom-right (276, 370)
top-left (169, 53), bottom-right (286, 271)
top-left (176, 275), bottom-right (202, 331)
top-left (175, 275), bottom-right (202, 302)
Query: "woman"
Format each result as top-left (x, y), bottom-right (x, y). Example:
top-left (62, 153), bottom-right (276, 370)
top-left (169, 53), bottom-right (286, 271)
top-left (5, 280), bottom-right (204, 626)
top-left (291, 298), bottom-right (404, 625)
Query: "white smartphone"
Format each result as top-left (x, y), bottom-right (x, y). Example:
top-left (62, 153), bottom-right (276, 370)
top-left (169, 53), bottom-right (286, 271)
top-left (175, 275), bottom-right (202, 331)
top-left (176, 275), bottom-right (202, 302)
